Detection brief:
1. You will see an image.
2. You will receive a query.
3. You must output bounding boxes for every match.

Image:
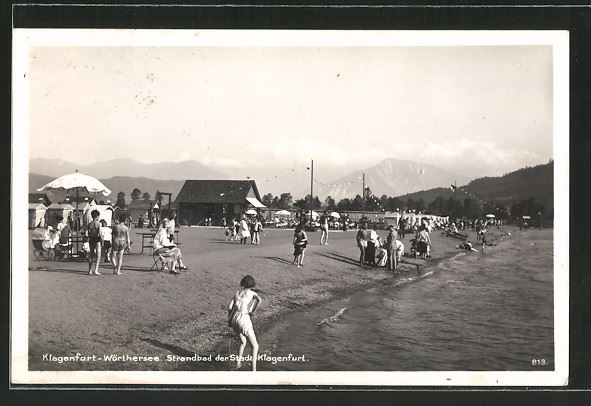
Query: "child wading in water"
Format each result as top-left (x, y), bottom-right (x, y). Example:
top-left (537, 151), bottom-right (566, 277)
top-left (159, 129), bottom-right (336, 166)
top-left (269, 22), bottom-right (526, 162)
top-left (228, 275), bottom-right (262, 371)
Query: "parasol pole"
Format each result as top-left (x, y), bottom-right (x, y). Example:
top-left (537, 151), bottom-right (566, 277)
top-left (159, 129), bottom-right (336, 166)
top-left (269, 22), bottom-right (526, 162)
top-left (75, 185), bottom-right (80, 255)
top-left (309, 159), bottom-right (313, 228)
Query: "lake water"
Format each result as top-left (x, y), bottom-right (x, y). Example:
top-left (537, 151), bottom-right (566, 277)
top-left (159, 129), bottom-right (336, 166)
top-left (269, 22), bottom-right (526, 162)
top-left (254, 229), bottom-right (554, 371)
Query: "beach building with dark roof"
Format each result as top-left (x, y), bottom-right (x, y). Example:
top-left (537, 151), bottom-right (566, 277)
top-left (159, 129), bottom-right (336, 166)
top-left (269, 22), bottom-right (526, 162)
top-left (175, 180), bottom-right (266, 226)
top-left (29, 193), bottom-right (51, 206)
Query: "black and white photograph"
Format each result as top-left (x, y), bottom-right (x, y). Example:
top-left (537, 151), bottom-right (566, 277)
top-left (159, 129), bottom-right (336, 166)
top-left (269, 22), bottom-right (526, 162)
top-left (11, 28), bottom-right (569, 386)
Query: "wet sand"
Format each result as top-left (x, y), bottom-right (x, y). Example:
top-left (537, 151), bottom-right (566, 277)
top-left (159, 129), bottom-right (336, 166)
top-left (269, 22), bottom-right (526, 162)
top-left (27, 225), bottom-right (500, 371)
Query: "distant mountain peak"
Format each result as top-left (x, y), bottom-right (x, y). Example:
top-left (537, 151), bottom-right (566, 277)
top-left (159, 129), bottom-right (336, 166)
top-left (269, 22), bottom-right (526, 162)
top-left (309, 158), bottom-right (470, 200)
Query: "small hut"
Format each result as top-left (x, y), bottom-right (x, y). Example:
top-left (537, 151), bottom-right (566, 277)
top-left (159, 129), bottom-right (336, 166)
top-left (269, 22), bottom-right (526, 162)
top-left (28, 203), bottom-right (47, 229)
top-left (84, 203), bottom-right (115, 226)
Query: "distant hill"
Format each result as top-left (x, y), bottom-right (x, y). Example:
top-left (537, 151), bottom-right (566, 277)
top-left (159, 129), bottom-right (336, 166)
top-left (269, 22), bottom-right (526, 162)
top-left (396, 161), bottom-right (554, 212)
top-left (29, 158), bottom-right (229, 181)
top-left (29, 173), bottom-right (186, 204)
top-left (310, 158), bottom-right (470, 201)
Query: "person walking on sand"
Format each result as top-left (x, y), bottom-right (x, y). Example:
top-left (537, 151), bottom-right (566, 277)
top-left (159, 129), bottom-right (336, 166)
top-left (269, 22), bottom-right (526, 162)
top-left (356, 223), bottom-right (368, 267)
top-left (232, 218), bottom-right (239, 241)
top-left (87, 209), bottom-right (102, 276)
top-left (111, 214), bottom-right (131, 275)
top-left (228, 275), bottom-right (262, 371)
top-left (238, 216), bottom-right (251, 245)
top-left (415, 225), bottom-right (432, 260)
top-left (252, 216), bottom-right (263, 245)
top-left (292, 224), bottom-right (308, 268)
top-left (319, 210), bottom-right (329, 245)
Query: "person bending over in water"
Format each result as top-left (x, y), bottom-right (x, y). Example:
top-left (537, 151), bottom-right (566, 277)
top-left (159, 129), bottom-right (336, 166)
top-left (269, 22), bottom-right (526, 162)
top-left (456, 241), bottom-right (478, 252)
top-left (228, 275), bottom-right (262, 371)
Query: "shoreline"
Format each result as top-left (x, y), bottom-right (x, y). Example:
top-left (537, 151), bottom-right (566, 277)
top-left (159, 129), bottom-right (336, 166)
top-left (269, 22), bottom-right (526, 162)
top-left (27, 226), bottom-right (511, 371)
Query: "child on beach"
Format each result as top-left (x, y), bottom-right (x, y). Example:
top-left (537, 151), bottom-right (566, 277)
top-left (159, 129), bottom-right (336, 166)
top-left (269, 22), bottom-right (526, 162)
top-left (228, 275), bottom-right (262, 371)
top-left (87, 210), bottom-right (102, 276)
top-left (292, 225), bottom-right (308, 268)
top-left (99, 219), bottom-right (112, 263)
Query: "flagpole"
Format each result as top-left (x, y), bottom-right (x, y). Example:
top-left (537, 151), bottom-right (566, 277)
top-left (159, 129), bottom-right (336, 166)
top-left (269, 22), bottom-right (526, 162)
top-left (310, 159), bottom-right (313, 228)
top-left (362, 172), bottom-right (365, 218)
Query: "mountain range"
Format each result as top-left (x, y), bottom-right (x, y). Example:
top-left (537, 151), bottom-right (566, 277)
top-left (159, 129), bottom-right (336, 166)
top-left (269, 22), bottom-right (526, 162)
top-left (28, 158), bottom-right (552, 213)
top-left (29, 157), bottom-right (470, 201)
top-left (307, 158), bottom-right (470, 201)
top-left (29, 173), bottom-right (187, 204)
top-left (29, 158), bottom-right (227, 181)
top-left (396, 161), bottom-right (554, 213)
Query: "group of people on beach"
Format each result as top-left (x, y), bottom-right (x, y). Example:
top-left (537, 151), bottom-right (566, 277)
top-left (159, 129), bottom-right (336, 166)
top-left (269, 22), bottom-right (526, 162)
top-left (225, 215), bottom-right (264, 245)
top-left (85, 210), bottom-right (131, 276)
top-left (47, 208), bottom-right (188, 276)
top-left (354, 217), bottom-right (434, 271)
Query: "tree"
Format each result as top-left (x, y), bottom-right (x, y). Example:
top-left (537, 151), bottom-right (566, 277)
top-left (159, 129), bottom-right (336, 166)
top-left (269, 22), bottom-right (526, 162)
top-left (351, 194), bottom-right (363, 210)
top-left (463, 198), bottom-right (481, 219)
top-left (446, 197), bottom-right (463, 219)
top-left (131, 188), bottom-right (142, 201)
top-left (262, 193), bottom-right (274, 207)
top-left (293, 194), bottom-right (320, 211)
top-left (142, 192), bottom-right (151, 201)
top-left (293, 198), bottom-right (307, 211)
top-left (336, 198), bottom-right (352, 211)
top-left (279, 193), bottom-right (293, 209)
top-left (415, 198), bottom-right (426, 212)
top-left (115, 191), bottom-right (126, 209)
top-left (325, 196), bottom-right (336, 210)
top-left (272, 196), bottom-right (280, 208)
top-left (427, 196), bottom-right (447, 215)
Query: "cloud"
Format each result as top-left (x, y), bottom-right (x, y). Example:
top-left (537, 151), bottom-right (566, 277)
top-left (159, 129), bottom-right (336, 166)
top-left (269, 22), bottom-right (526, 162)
top-left (198, 157), bottom-right (243, 168)
top-left (244, 137), bottom-right (352, 167)
top-left (391, 139), bottom-right (541, 174)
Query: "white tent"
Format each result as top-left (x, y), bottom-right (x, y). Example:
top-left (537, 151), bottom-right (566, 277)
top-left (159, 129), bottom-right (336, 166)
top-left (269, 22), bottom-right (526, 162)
top-left (275, 210), bottom-right (291, 216)
top-left (84, 203), bottom-right (115, 226)
top-left (28, 203), bottom-right (47, 229)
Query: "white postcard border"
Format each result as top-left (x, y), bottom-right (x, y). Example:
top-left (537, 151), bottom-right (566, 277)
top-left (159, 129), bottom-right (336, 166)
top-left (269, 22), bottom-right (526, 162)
top-left (11, 29), bottom-right (569, 387)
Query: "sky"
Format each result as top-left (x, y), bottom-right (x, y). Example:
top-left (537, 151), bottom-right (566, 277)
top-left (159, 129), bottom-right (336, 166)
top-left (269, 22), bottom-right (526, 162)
top-left (28, 44), bottom-right (553, 178)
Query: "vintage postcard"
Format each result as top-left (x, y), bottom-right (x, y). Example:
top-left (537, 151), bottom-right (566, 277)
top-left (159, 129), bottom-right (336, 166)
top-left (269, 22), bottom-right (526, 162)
top-left (11, 29), bottom-right (569, 386)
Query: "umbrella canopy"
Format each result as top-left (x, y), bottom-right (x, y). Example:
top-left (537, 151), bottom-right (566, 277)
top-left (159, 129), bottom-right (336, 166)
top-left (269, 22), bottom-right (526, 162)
top-left (37, 171), bottom-right (112, 196)
top-left (245, 209), bottom-right (257, 215)
top-left (522, 215), bottom-right (531, 219)
top-left (309, 210), bottom-right (320, 219)
top-left (275, 210), bottom-right (291, 216)
top-left (330, 212), bottom-right (341, 218)
top-left (485, 214), bottom-right (495, 218)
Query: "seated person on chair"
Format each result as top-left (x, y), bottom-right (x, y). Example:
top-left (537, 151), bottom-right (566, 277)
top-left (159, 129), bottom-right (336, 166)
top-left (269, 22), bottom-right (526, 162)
top-left (153, 218), bottom-right (188, 274)
top-left (56, 219), bottom-right (72, 257)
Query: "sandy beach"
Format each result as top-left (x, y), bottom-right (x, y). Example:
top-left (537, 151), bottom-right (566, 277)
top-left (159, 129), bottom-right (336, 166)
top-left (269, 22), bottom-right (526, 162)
top-left (28, 226), bottom-right (493, 371)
